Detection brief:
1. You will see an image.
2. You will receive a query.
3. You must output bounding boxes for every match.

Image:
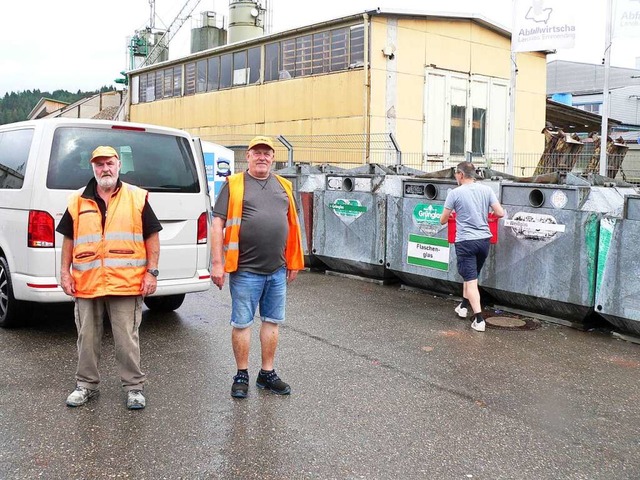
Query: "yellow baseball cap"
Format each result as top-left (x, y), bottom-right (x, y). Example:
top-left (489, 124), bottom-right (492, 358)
top-left (90, 146), bottom-right (119, 162)
top-left (248, 136), bottom-right (275, 151)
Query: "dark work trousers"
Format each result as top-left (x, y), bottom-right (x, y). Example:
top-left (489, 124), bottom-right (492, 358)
top-left (74, 296), bottom-right (145, 391)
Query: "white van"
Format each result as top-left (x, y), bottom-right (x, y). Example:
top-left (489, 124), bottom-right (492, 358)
top-left (0, 118), bottom-right (212, 327)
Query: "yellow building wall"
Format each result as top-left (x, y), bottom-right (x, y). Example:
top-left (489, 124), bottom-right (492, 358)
top-left (130, 70), bottom-right (366, 142)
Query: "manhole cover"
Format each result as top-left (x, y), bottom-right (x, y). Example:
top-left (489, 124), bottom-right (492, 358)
top-left (486, 316), bottom-right (527, 328)
top-left (482, 310), bottom-right (541, 331)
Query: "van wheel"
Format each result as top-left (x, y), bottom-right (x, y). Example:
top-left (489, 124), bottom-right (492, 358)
top-left (0, 257), bottom-right (25, 328)
top-left (143, 294), bottom-right (186, 312)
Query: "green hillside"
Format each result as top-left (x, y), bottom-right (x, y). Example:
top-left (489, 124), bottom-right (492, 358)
top-left (0, 86), bottom-right (115, 125)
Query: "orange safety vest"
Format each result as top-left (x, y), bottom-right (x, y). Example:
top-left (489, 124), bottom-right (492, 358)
top-left (223, 172), bottom-right (304, 273)
top-left (67, 183), bottom-right (148, 298)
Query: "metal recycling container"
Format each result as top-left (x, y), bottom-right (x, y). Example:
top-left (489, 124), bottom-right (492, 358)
top-left (386, 171), bottom-right (502, 295)
top-left (481, 173), bottom-right (636, 324)
top-left (312, 164), bottom-right (421, 279)
top-left (595, 194), bottom-right (640, 335)
top-left (276, 163), bottom-right (344, 269)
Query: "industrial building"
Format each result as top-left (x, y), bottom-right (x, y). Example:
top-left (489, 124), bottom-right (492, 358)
top-left (125, 3), bottom-right (548, 172)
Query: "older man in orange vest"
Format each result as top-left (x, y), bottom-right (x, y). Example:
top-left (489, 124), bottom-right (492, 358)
top-left (57, 146), bottom-right (162, 409)
top-left (210, 136), bottom-right (303, 399)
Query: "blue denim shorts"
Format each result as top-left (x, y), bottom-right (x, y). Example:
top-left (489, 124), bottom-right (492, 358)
top-left (455, 238), bottom-right (490, 282)
top-left (229, 266), bottom-right (287, 328)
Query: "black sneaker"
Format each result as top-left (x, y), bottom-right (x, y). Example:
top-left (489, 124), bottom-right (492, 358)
top-left (231, 372), bottom-right (249, 399)
top-left (256, 369), bottom-right (291, 395)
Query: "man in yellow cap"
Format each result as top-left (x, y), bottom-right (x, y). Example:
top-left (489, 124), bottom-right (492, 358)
top-left (210, 136), bottom-right (304, 399)
top-left (56, 145), bottom-right (162, 409)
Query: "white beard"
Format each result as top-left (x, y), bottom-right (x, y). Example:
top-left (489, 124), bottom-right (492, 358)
top-left (97, 175), bottom-right (117, 189)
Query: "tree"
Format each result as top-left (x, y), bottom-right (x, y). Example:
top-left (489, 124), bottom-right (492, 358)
top-left (0, 87), bottom-right (106, 125)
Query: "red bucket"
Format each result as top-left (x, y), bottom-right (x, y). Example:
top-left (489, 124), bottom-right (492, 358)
top-left (447, 212), bottom-right (499, 244)
top-left (447, 213), bottom-right (456, 243)
top-left (488, 212), bottom-right (499, 244)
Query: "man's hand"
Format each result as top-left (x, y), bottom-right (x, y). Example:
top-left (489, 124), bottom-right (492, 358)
top-left (140, 273), bottom-right (157, 297)
top-left (211, 264), bottom-right (225, 290)
top-left (60, 271), bottom-right (76, 297)
top-left (286, 269), bottom-right (299, 283)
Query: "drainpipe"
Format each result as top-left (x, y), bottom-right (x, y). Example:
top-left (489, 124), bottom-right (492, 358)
top-left (363, 12), bottom-right (371, 163)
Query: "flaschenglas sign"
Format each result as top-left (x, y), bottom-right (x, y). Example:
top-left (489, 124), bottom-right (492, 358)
top-left (512, 0), bottom-right (577, 52)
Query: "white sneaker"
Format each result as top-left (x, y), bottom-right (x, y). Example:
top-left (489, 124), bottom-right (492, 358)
top-left (127, 389), bottom-right (146, 410)
top-left (471, 318), bottom-right (486, 332)
top-left (66, 386), bottom-right (98, 407)
top-left (454, 303), bottom-right (468, 318)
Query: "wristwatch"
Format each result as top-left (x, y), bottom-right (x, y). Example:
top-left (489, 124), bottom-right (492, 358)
top-left (146, 268), bottom-right (159, 277)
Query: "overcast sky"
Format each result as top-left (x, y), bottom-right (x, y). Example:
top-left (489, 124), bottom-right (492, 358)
top-left (0, 0), bottom-right (638, 97)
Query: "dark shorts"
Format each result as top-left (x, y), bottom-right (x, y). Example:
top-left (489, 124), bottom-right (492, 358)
top-left (455, 238), bottom-right (491, 282)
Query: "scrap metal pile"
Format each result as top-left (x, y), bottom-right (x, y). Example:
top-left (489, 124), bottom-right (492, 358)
top-left (535, 127), bottom-right (628, 179)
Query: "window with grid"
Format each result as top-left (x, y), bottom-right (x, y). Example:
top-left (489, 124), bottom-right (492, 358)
top-left (330, 28), bottom-right (348, 71)
top-left (173, 66), bottom-right (182, 96)
top-left (139, 74), bottom-right (148, 103)
top-left (185, 62), bottom-right (196, 95)
top-left (248, 47), bottom-right (261, 84)
top-left (233, 50), bottom-right (248, 85)
top-left (281, 38), bottom-right (296, 79)
top-left (312, 31), bottom-right (330, 74)
top-left (163, 68), bottom-right (173, 97)
top-left (295, 35), bottom-right (313, 77)
top-left (155, 70), bottom-right (163, 100)
top-left (196, 60), bottom-right (207, 93)
top-left (220, 53), bottom-right (233, 88)
top-left (147, 73), bottom-right (156, 102)
top-left (207, 56), bottom-right (220, 91)
top-left (265, 42), bottom-right (280, 81)
top-left (349, 25), bottom-right (364, 66)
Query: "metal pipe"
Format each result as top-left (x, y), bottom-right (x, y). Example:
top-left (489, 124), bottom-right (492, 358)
top-left (277, 135), bottom-right (294, 167)
top-left (599, 0), bottom-right (613, 177)
top-left (389, 132), bottom-right (401, 165)
top-left (507, 51), bottom-right (517, 175)
top-left (363, 13), bottom-right (371, 164)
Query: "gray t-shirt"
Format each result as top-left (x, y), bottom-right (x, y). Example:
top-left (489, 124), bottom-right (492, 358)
top-left (444, 182), bottom-right (498, 242)
top-left (213, 173), bottom-right (290, 274)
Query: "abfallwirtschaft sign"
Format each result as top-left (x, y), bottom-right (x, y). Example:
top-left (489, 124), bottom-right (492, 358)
top-left (512, 0), bottom-right (577, 52)
top-left (613, 0), bottom-right (640, 38)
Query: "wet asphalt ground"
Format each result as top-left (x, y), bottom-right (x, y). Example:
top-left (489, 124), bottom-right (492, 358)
top-left (1, 270), bottom-right (639, 479)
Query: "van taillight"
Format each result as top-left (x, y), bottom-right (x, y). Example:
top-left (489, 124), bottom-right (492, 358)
top-left (28, 210), bottom-right (55, 248)
top-left (197, 212), bottom-right (208, 244)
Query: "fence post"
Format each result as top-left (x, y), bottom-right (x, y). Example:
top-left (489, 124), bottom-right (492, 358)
top-left (389, 133), bottom-right (402, 165)
top-left (277, 135), bottom-right (294, 167)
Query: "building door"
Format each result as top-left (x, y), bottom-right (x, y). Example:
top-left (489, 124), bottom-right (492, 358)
top-left (424, 68), bottom-right (508, 168)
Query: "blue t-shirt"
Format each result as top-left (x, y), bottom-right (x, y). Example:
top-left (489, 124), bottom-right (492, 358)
top-left (444, 182), bottom-right (498, 242)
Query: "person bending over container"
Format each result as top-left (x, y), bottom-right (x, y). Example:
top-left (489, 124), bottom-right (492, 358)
top-left (58, 146), bottom-right (162, 409)
top-left (439, 161), bottom-right (504, 332)
top-left (210, 136), bottom-right (304, 399)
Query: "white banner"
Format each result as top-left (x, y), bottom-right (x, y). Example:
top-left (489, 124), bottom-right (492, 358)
top-left (512, 0), bottom-right (577, 52)
top-left (613, 0), bottom-right (640, 38)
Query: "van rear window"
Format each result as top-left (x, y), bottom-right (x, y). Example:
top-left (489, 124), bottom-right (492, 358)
top-left (47, 127), bottom-right (200, 193)
top-left (0, 128), bottom-right (34, 189)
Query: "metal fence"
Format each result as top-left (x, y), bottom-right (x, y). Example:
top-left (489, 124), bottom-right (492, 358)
top-left (204, 133), bottom-right (640, 185)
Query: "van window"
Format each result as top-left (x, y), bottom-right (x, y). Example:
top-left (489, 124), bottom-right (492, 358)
top-left (0, 128), bottom-right (34, 189)
top-left (46, 127), bottom-right (200, 192)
